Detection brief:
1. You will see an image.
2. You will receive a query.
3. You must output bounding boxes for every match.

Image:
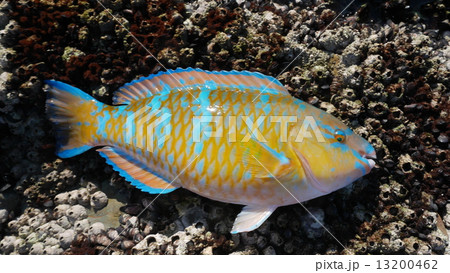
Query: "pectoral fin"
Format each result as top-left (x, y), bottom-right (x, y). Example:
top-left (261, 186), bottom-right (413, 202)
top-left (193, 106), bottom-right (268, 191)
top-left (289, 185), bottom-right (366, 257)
top-left (239, 137), bottom-right (292, 179)
top-left (291, 146), bottom-right (329, 193)
top-left (231, 205), bottom-right (277, 233)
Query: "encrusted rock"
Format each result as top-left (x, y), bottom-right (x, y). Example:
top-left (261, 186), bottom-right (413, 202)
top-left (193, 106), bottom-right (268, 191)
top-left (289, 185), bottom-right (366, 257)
top-left (90, 191), bottom-right (108, 210)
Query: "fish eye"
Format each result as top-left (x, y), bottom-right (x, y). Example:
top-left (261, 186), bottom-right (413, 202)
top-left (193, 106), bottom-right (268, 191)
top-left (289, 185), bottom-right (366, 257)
top-left (334, 129), bottom-right (346, 143)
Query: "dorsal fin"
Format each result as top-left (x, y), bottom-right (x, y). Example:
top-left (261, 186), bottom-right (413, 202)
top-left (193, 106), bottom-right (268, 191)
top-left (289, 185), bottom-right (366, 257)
top-left (113, 68), bottom-right (289, 105)
top-left (97, 147), bottom-right (178, 194)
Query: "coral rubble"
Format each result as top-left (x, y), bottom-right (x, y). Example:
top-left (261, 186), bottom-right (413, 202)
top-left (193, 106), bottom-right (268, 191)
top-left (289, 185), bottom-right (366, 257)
top-left (0, 0), bottom-right (448, 254)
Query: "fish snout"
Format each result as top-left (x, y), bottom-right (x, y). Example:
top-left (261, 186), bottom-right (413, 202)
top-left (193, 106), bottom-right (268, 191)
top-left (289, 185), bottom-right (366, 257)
top-left (362, 151), bottom-right (377, 169)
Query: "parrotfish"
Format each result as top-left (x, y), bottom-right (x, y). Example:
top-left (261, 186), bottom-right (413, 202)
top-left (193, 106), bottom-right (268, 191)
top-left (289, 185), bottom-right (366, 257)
top-left (45, 68), bottom-right (376, 233)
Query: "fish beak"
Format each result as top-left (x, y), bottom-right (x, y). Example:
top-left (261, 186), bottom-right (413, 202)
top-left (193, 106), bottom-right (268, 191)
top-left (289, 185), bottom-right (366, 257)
top-left (363, 151), bottom-right (377, 169)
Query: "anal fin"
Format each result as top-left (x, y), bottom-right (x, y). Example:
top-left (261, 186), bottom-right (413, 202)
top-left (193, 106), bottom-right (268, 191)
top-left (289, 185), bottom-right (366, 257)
top-left (231, 205), bottom-right (277, 233)
top-left (97, 147), bottom-right (178, 194)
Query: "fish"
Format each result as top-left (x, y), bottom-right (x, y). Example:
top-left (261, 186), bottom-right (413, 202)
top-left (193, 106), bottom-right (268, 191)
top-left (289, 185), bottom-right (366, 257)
top-left (45, 68), bottom-right (376, 233)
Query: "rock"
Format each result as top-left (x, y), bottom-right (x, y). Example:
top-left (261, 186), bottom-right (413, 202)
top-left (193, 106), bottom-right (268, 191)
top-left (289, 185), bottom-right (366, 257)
top-left (56, 216), bottom-right (72, 229)
top-left (126, 216), bottom-right (139, 227)
top-left (106, 228), bottom-right (120, 241)
top-left (263, 245), bottom-right (276, 255)
top-left (53, 204), bottom-right (71, 218)
top-left (0, 235), bottom-right (16, 254)
top-left (88, 222), bottom-right (105, 236)
top-left (90, 191), bottom-right (108, 210)
top-left (0, 208), bottom-right (8, 224)
top-left (18, 225), bottom-right (32, 238)
top-left (43, 237), bottom-right (59, 247)
top-left (0, 0), bottom-right (448, 256)
top-left (59, 229), bottom-right (76, 249)
top-left (76, 188), bottom-right (90, 206)
top-left (74, 219), bottom-right (90, 233)
top-left (61, 46), bottom-right (86, 63)
top-left (43, 245), bottom-right (64, 255)
top-left (14, 238), bottom-right (29, 254)
top-left (301, 208), bottom-right (325, 239)
top-left (318, 26), bottom-right (355, 52)
top-left (54, 192), bottom-right (69, 205)
top-left (66, 205), bottom-right (87, 222)
top-left (201, 246), bottom-right (214, 255)
top-left (67, 190), bottom-right (79, 205)
top-left (29, 242), bottom-right (45, 255)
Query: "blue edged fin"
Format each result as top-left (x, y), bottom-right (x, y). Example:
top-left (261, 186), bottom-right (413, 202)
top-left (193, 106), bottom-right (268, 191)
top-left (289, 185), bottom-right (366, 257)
top-left (113, 68), bottom-right (289, 105)
top-left (231, 205), bottom-right (277, 234)
top-left (97, 147), bottom-right (178, 194)
top-left (45, 80), bottom-right (100, 158)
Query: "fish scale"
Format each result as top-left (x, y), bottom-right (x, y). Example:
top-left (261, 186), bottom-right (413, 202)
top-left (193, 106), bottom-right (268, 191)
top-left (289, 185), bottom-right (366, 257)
top-left (45, 67), bottom-right (376, 233)
top-left (95, 88), bottom-right (298, 204)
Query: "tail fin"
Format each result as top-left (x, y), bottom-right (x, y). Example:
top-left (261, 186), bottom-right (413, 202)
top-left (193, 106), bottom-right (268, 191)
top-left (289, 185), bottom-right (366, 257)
top-left (45, 80), bottom-right (102, 158)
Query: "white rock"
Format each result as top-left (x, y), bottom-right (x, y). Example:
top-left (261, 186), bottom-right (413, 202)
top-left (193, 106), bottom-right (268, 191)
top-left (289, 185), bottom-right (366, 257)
top-left (106, 228), bottom-right (119, 240)
top-left (7, 220), bottom-right (19, 232)
top-left (18, 225), bottom-right (32, 238)
top-left (0, 208), bottom-right (8, 224)
top-left (363, 54), bottom-right (384, 70)
top-left (90, 191), bottom-right (108, 210)
top-left (88, 222), bottom-right (105, 236)
top-left (16, 213), bottom-right (30, 226)
top-left (25, 232), bottom-right (40, 245)
top-left (77, 188), bottom-right (90, 206)
top-left (66, 204), bottom-right (87, 222)
top-left (54, 192), bottom-right (69, 205)
top-left (13, 238), bottom-right (28, 254)
top-left (443, 213), bottom-right (450, 229)
top-left (53, 204), bottom-right (71, 218)
top-left (74, 219), bottom-right (90, 233)
top-left (51, 221), bottom-right (66, 234)
top-left (86, 182), bottom-right (99, 194)
top-left (43, 245), bottom-right (63, 255)
top-left (172, 232), bottom-right (192, 255)
top-left (132, 238), bottom-right (148, 252)
top-left (126, 216), bottom-right (139, 227)
top-left (59, 229), bottom-right (75, 249)
top-left (28, 213), bottom-right (46, 229)
top-left (35, 223), bottom-right (50, 238)
top-left (67, 190), bottom-right (79, 205)
top-left (29, 242), bottom-right (45, 255)
top-left (43, 237), bottom-right (59, 246)
top-left (57, 216), bottom-right (72, 229)
top-left (141, 234), bottom-right (169, 254)
top-left (0, 235), bottom-right (16, 254)
top-left (318, 26), bottom-right (355, 52)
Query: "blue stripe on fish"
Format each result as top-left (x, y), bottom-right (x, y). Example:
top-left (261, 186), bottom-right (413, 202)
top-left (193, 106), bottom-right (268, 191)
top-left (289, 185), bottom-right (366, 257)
top-left (45, 80), bottom-right (94, 101)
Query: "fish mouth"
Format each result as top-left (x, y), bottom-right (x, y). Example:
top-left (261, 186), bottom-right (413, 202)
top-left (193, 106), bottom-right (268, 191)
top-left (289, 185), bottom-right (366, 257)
top-left (362, 151), bottom-right (377, 170)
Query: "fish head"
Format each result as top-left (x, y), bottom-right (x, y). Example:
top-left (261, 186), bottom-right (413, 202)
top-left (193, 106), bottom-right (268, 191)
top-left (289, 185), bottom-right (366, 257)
top-left (289, 108), bottom-right (376, 193)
